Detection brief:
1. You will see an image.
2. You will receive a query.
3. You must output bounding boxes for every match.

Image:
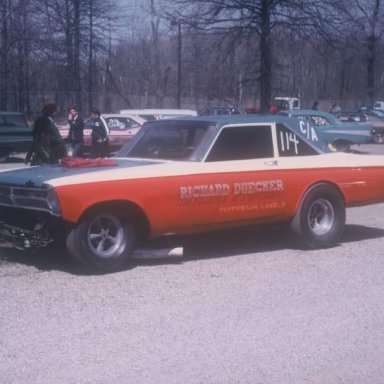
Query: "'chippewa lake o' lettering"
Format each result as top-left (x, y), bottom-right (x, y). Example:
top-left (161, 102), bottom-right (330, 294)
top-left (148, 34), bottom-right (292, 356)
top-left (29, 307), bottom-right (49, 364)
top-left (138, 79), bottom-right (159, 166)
top-left (179, 179), bottom-right (284, 200)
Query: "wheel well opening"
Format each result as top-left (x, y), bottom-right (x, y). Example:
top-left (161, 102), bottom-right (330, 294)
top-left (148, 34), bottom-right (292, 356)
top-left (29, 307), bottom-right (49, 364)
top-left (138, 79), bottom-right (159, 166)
top-left (81, 201), bottom-right (150, 242)
top-left (296, 181), bottom-right (346, 211)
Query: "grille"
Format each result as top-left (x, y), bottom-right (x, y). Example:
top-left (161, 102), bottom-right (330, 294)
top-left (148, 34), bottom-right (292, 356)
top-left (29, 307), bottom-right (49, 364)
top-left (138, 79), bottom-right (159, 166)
top-left (0, 184), bottom-right (51, 212)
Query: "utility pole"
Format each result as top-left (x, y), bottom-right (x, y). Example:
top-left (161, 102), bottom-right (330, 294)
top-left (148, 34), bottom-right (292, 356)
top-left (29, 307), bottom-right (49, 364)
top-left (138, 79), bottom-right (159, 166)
top-left (177, 20), bottom-right (182, 108)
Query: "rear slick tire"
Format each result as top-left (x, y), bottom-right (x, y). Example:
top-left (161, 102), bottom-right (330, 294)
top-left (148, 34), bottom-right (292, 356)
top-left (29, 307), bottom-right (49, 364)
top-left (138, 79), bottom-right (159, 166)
top-left (290, 184), bottom-right (345, 249)
top-left (67, 212), bottom-right (137, 274)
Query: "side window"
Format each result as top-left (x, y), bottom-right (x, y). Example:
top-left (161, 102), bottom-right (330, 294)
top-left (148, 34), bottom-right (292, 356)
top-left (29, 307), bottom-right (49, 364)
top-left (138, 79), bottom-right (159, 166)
top-left (206, 125), bottom-right (273, 162)
top-left (277, 124), bottom-right (318, 156)
top-left (105, 118), bottom-right (140, 131)
top-left (106, 118), bottom-right (126, 131)
top-left (310, 116), bottom-right (328, 126)
top-left (124, 118), bottom-right (140, 128)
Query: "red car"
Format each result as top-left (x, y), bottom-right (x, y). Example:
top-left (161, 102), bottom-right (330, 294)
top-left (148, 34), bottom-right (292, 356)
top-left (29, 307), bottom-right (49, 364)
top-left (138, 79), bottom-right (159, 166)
top-left (59, 113), bottom-right (146, 154)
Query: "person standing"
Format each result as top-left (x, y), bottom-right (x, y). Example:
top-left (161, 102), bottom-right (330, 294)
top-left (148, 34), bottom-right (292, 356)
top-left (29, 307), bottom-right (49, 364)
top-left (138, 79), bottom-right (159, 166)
top-left (25, 103), bottom-right (67, 165)
top-left (330, 102), bottom-right (341, 114)
top-left (311, 100), bottom-right (319, 110)
top-left (89, 107), bottom-right (109, 158)
top-left (67, 106), bottom-right (84, 157)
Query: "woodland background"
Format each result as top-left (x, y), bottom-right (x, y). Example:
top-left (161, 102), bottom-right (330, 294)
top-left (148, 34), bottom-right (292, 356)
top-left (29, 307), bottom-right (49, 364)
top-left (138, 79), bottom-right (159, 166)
top-left (1, 0), bottom-right (384, 118)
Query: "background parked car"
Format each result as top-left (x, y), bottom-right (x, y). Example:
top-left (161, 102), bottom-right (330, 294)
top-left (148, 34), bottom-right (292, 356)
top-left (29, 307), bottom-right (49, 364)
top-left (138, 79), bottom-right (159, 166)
top-left (198, 107), bottom-right (241, 116)
top-left (336, 111), bottom-right (367, 123)
top-left (337, 111), bottom-right (384, 144)
top-left (278, 109), bottom-right (373, 151)
top-left (59, 113), bottom-right (146, 154)
top-left (0, 111), bottom-right (32, 162)
top-left (119, 109), bottom-right (197, 120)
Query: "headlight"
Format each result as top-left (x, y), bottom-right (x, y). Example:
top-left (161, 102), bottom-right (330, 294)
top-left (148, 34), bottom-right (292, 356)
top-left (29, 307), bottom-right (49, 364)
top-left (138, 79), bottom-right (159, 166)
top-left (46, 188), bottom-right (61, 215)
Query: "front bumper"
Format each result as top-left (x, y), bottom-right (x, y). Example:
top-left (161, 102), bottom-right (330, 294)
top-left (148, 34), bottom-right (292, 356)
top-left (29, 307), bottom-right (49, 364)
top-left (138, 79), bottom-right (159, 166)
top-left (0, 221), bottom-right (53, 249)
top-left (0, 206), bottom-right (67, 250)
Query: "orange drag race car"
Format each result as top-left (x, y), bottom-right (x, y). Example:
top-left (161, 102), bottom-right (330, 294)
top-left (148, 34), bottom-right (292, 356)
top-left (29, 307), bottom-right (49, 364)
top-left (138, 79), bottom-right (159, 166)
top-left (1, 115), bottom-right (384, 273)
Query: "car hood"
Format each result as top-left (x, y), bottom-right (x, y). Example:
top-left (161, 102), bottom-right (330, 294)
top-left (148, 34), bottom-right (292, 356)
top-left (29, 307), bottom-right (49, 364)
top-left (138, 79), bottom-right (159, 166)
top-left (0, 158), bottom-right (167, 188)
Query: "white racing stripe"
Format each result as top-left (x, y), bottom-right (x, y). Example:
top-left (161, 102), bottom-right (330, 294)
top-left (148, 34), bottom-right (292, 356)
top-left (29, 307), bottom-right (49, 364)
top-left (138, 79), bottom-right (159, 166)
top-left (46, 153), bottom-right (384, 187)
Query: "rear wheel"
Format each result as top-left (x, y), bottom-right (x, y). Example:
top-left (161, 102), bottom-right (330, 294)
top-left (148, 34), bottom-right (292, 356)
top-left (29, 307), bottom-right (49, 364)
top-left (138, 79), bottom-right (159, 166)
top-left (332, 140), bottom-right (351, 152)
top-left (67, 211), bottom-right (137, 274)
top-left (373, 131), bottom-right (384, 144)
top-left (290, 184), bottom-right (345, 249)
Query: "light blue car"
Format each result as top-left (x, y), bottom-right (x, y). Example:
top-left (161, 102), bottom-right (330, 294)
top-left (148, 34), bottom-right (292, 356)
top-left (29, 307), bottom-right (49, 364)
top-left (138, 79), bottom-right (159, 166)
top-left (278, 109), bottom-right (373, 151)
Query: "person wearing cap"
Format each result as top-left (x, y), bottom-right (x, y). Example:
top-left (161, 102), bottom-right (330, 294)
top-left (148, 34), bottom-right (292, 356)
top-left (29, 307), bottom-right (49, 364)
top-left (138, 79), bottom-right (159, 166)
top-left (25, 103), bottom-right (67, 165)
top-left (88, 107), bottom-right (110, 158)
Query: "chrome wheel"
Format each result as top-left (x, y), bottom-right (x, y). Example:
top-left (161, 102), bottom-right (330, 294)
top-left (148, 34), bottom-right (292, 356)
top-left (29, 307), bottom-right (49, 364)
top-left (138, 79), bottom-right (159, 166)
top-left (67, 210), bottom-right (137, 273)
top-left (290, 184), bottom-right (345, 249)
top-left (307, 198), bottom-right (335, 236)
top-left (87, 213), bottom-right (125, 259)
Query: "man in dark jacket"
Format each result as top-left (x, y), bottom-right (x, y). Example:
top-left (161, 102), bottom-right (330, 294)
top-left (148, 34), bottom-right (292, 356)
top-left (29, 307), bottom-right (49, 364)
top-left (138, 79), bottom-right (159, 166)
top-left (67, 106), bottom-right (84, 157)
top-left (89, 107), bottom-right (109, 158)
top-left (25, 103), bottom-right (67, 165)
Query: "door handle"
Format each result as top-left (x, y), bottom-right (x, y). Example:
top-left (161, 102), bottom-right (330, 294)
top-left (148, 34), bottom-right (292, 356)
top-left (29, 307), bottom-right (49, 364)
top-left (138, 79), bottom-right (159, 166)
top-left (264, 160), bottom-right (278, 166)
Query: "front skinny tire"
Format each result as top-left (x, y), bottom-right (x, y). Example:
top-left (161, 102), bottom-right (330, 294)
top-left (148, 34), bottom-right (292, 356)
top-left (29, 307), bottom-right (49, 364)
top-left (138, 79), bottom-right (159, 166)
top-left (67, 212), bottom-right (137, 274)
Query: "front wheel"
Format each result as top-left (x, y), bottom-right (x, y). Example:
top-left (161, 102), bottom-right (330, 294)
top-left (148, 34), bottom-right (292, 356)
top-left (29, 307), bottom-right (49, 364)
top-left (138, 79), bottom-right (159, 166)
top-left (67, 211), bottom-right (137, 274)
top-left (290, 184), bottom-right (345, 249)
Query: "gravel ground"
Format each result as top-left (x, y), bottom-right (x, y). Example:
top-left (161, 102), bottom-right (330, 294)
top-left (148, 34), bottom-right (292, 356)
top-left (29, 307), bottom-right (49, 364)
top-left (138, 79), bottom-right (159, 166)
top-left (1, 203), bottom-right (384, 384)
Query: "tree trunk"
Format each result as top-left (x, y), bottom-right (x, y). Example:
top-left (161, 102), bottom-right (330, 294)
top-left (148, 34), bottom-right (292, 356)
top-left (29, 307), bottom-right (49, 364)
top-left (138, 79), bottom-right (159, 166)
top-left (259, 0), bottom-right (272, 113)
top-left (74, 0), bottom-right (82, 111)
top-left (0, 0), bottom-right (9, 109)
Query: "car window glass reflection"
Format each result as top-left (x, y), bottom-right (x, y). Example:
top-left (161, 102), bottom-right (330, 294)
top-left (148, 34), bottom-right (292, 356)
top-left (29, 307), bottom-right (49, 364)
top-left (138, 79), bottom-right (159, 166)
top-left (127, 123), bottom-right (211, 160)
top-left (206, 125), bottom-right (273, 162)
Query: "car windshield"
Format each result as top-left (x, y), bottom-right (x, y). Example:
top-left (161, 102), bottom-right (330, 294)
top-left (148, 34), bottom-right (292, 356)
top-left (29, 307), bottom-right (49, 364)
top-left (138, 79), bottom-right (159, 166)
top-left (117, 120), bottom-right (215, 161)
top-left (0, 113), bottom-right (29, 127)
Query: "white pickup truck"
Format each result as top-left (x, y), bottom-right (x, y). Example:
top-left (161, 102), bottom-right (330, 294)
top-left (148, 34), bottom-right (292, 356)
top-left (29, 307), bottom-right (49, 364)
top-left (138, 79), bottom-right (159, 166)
top-left (273, 97), bottom-right (300, 110)
top-left (373, 101), bottom-right (384, 111)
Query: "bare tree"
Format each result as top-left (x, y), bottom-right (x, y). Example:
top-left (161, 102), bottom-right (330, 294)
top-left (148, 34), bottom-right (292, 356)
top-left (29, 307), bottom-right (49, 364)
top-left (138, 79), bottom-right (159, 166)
top-left (2, 0), bottom-right (384, 115)
top-left (329, 0), bottom-right (384, 106)
top-left (0, 0), bottom-right (11, 109)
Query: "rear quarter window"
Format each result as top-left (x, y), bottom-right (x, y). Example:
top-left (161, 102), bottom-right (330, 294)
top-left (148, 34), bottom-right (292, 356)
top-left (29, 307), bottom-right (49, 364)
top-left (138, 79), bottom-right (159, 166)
top-left (277, 124), bottom-right (318, 156)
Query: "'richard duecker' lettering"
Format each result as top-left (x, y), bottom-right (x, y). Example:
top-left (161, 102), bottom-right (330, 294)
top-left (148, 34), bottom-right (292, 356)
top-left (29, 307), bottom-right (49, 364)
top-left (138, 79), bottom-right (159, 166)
top-left (179, 179), bottom-right (284, 200)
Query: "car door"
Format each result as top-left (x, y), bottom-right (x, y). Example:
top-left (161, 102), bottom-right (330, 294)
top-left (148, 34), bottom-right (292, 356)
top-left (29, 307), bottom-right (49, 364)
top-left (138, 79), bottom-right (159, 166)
top-left (173, 123), bottom-right (288, 231)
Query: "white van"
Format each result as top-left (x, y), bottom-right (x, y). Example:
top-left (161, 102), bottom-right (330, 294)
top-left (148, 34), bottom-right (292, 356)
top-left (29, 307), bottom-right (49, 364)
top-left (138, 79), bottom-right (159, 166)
top-left (119, 108), bottom-right (197, 120)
